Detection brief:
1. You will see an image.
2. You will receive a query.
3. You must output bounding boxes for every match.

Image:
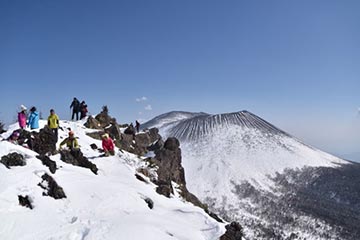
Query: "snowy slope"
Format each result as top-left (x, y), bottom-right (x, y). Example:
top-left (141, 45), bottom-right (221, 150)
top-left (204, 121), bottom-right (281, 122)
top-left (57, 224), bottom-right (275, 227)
top-left (0, 119), bottom-right (225, 240)
top-left (143, 111), bottom-right (360, 239)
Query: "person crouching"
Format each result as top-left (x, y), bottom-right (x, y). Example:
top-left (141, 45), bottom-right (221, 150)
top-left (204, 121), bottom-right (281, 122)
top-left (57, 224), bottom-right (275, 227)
top-left (59, 131), bottom-right (80, 158)
top-left (101, 133), bottom-right (115, 157)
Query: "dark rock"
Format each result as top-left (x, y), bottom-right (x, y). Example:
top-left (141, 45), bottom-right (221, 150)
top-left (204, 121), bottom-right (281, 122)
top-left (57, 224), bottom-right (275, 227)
top-left (60, 149), bottom-right (98, 175)
top-left (84, 116), bottom-right (102, 129)
top-left (144, 197), bottom-right (154, 209)
top-left (105, 124), bottom-right (121, 141)
top-left (32, 126), bottom-right (57, 155)
top-left (155, 181), bottom-right (173, 197)
top-left (147, 139), bottom-right (164, 151)
top-left (36, 155), bottom-right (57, 174)
top-left (124, 124), bottom-right (136, 136)
top-left (148, 128), bottom-right (161, 143)
top-left (163, 137), bottom-right (180, 151)
top-left (86, 131), bottom-right (102, 141)
top-left (90, 143), bottom-right (98, 150)
top-left (1, 152), bottom-right (25, 168)
top-left (135, 173), bottom-right (148, 183)
top-left (18, 195), bottom-right (33, 209)
top-left (220, 222), bottom-right (244, 240)
top-left (38, 173), bottom-right (66, 199)
top-left (95, 107), bottom-right (116, 128)
top-left (116, 133), bottom-right (133, 152)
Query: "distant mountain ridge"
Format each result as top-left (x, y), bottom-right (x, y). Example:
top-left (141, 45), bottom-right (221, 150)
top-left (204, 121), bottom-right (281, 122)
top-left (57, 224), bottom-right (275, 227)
top-left (143, 110), bottom-right (360, 239)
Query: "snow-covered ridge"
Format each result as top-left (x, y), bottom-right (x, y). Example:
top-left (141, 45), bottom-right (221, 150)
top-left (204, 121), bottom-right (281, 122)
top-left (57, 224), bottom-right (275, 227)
top-left (143, 110), bottom-right (356, 239)
top-left (164, 110), bottom-right (289, 141)
top-left (0, 118), bottom-right (225, 240)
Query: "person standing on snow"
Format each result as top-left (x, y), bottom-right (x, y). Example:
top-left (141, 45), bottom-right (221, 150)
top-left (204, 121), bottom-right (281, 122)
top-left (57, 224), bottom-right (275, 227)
top-left (80, 101), bottom-right (88, 119)
top-left (101, 133), bottom-right (115, 156)
top-left (27, 106), bottom-right (39, 130)
top-left (70, 97), bottom-right (80, 121)
top-left (47, 109), bottom-right (60, 142)
top-left (18, 105), bottom-right (27, 129)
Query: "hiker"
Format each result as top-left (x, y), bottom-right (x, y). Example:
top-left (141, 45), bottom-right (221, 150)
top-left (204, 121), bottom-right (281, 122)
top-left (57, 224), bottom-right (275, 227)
top-left (70, 97), bottom-right (80, 121)
top-left (7, 131), bottom-right (20, 144)
top-left (47, 109), bottom-right (59, 142)
top-left (101, 133), bottom-right (115, 156)
top-left (27, 106), bottom-right (39, 130)
top-left (135, 120), bottom-right (140, 133)
top-left (80, 101), bottom-right (88, 119)
top-left (18, 105), bottom-right (27, 129)
top-left (59, 131), bottom-right (80, 158)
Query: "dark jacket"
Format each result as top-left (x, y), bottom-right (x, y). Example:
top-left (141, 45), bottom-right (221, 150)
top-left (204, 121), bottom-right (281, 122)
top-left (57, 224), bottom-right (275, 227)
top-left (70, 99), bottom-right (80, 112)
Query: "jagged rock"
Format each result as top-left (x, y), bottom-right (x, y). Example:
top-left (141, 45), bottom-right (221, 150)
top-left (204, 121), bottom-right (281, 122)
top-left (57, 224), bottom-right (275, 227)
top-left (135, 173), bottom-right (148, 183)
top-left (156, 182), bottom-right (173, 197)
top-left (60, 149), bottom-right (98, 175)
top-left (144, 197), bottom-right (154, 209)
top-left (38, 173), bottom-right (66, 199)
top-left (18, 195), bottom-right (33, 209)
top-left (95, 107), bottom-right (116, 128)
top-left (36, 155), bottom-right (57, 174)
top-left (116, 133), bottom-right (134, 152)
top-left (147, 138), bottom-right (164, 151)
top-left (90, 143), bottom-right (98, 150)
top-left (1, 152), bottom-right (26, 168)
top-left (220, 222), bottom-right (244, 240)
top-left (84, 116), bottom-right (102, 129)
top-left (163, 137), bottom-right (180, 151)
top-left (133, 133), bottom-right (152, 155)
top-left (86, 131), bottom-right (102, 140)
top-left (33, 126), bottom-right (57, 154)
top-left (124, 124), bottom-right (136, 136)
top-left (148, 128), bottom-right (162, 143)
top-left (105, 124), bottom-right (121, 140)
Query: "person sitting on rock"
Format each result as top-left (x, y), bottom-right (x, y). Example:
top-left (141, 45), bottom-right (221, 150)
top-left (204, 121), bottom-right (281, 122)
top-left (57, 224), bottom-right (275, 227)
top-left (7, 131), bottom-right (20, 144)
top-left (59, 131), bottom-right (80, 158)
top-left (101, 133), bottom-right (115, 157)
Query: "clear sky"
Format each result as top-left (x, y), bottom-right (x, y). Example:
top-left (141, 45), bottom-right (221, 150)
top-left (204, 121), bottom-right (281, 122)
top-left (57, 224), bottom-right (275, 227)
top-left (1, 0), bottom-right (359, 156)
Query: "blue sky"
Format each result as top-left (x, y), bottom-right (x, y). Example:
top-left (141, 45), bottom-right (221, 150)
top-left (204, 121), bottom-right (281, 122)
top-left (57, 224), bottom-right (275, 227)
top-left (1, 0), bottom-right (359, 156)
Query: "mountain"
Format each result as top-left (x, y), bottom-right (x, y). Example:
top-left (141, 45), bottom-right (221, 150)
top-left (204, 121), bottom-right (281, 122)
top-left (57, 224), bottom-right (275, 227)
top-left (143, 110), bottom-right (360, 239)
top-left (0, 119), bottom-right (225, 240)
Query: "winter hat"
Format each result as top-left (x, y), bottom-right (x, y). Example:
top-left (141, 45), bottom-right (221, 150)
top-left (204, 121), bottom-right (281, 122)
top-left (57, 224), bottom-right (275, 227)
top-left (20, 105), bottom-right (27, 111)
top-left (102, 133), bottom-right (109, 138)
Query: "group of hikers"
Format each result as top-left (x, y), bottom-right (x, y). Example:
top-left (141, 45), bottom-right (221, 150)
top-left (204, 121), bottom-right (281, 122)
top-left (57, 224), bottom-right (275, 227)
top-left (70, 97), bottom-right (88, 121)
top-left (7, 97), bottom-right (142, 158)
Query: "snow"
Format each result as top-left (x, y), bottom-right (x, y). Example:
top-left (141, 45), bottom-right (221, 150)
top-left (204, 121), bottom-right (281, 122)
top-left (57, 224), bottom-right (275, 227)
top-left (145, 110), bottom-right (350, 238)
top-left (0, 118), bottom-right (225, 240)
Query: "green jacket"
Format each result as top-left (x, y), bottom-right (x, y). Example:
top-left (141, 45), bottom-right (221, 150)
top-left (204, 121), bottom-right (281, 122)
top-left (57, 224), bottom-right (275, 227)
top-left (60, 137), bottom-right (79, 149)
top-left (48, 114), bottom-right (59, 129)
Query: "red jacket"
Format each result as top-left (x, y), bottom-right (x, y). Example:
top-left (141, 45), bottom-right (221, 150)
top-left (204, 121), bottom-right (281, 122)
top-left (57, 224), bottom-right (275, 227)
top-left (102, 138), bottom-right (114, 152)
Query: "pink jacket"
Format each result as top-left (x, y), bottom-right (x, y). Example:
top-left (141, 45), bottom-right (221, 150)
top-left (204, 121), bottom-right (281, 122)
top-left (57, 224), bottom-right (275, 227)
top-left (102, 138), bottom-right (114, 152)
top-left (18, 112), bottom-right (27, 128)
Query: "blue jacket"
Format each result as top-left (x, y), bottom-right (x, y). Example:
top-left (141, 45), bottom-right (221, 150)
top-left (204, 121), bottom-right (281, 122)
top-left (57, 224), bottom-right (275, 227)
top-left (28, 111), bottom-right (39, 129)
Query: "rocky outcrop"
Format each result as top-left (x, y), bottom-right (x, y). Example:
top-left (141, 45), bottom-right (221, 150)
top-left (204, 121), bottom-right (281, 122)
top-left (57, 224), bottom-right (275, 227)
top-left (38, 173), bottom-right (66, 199)
top-left (12, 127), bottom-right (57, 155)
top-left (36, 155), bottom-right (57, 174)
top-left (1, 152), bottom-right (26, 168)
top-left (95, 106), bottom-right (116, 128)
top-left (152, 138), bottom-right (204, 207)
top-left (220, 222), bottom-right (244, 240)
top-left (18, 195), bottom-right (33, 209)
top-left (59, 149), bottom-right (98, 175)
top-left (84, 116), bottom-right (102, 129)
